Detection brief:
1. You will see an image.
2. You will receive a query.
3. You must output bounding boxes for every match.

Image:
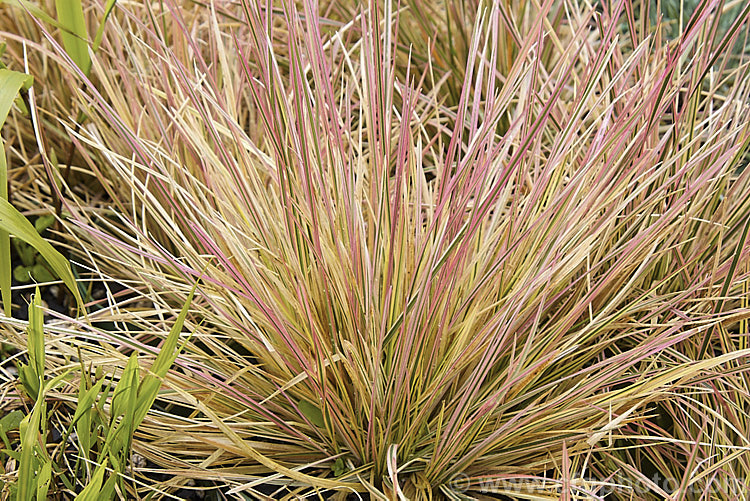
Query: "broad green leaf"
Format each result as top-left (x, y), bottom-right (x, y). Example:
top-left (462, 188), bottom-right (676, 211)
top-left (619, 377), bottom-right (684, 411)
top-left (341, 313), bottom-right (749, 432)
top-left (13, 265), bottom-right (32, 283)
top-left (31, 263), bottom-right (57, 283)
top-left (0, 69), bottom-right (33, 317)
top-left (0, 409), bottom-right (23, 433)
top-left (75, 407), bottom-right (92, 460)
top-left (331, 457), bottom-right (346, 476)
top-left (14, 239), bottom-right (38, 267)
top-left (36, 461), bottom-right (52, 501)
top-left (18, 363), bottom-right (39, 401)
top-left (0, 409), bottom-right (23, 449)
top-left (298, 400), bottom-right (326, 428)
top-left (34, 214), bottom-right (56, 234)
top-left (0, 198), bottom-right (83, 311)
top-left (74, 459), bottom-right (107, 501)
top-left (55, 0), bottom-right (91, 75)
top-left (0, 69), bottom-right (31, 126)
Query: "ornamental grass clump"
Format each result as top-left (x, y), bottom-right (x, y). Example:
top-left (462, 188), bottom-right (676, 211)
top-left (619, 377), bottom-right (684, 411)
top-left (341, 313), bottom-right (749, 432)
top-left (1, 0), bottom-right (750, 499)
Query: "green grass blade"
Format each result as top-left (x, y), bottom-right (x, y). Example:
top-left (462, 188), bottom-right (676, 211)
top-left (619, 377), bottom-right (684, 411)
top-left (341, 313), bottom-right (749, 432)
top-left (109, 354), bottom-right (138, 423)
top-left (13, 292), bottom-right (72, 501)
top-left (0, 409), bottom-right (23, 449)
top-left (17, 394), bottom-right (46, 501)
top-left (35, 461), bottom-right (52, 501)
top-left (74, 459), bottom-right (107, 501)
top-left (0, 150), bottom-right (11, 319)
top-left (69, 378), bottom-right (105, 459)
top-left (92, 0), bottom-right (116, 52)
top-left (0, 69), bottom-right (31, 125)
top-left (134, 283), bottom-right (196, 426)
top-left (55, 0), bottom-right (91, 75)
top-left (0, 68), bottom-right (33, 317)
top-left (105, 353), bottom-right (139, 457)
top-left (0, 198), bottom-right (82, 311)
top-left (18, 290), bottom-right (44, 399)
top-left (27, 288), bottom-right (44, 398)
top-left (99, 475), bottom-right (117, 501)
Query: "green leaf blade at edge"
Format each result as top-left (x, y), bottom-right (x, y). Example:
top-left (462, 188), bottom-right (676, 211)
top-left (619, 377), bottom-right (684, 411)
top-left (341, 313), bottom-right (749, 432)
top-left (0, 198), bottom-right (83, 312)
top-left (0, 68), bottom-right (34, 317)
top-left (0, 150), bottom-right (11, 317)
top-left (54, 0), bottom-right (92, 75)
top-left (0, 69), bottom-right (32, 126)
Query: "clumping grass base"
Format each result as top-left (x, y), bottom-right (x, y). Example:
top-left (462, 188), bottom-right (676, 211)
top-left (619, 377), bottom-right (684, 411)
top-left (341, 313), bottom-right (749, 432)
top-left (2, 0), bottom-right (750, 499)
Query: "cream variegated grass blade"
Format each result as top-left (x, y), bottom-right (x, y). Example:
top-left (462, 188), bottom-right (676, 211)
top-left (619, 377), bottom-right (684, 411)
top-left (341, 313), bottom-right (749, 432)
top-left (1, 0), bottom-right (750, 499)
